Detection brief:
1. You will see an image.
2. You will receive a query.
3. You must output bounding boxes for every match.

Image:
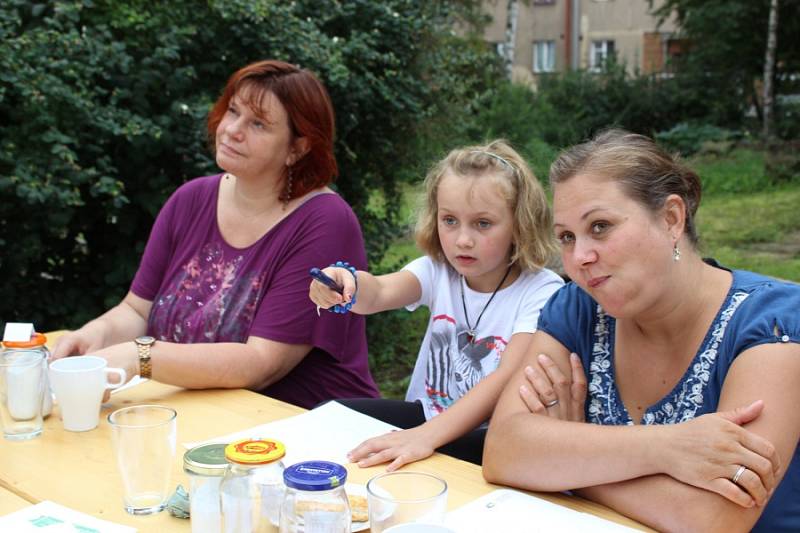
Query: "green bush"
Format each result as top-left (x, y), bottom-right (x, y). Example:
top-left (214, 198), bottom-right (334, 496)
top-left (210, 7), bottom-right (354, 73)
top-left (0, 0), bottom-right (500, 333)
top-left (656, 123), bottom-right (742, 156)
top-left (775, 100), bottom-right (800, 140)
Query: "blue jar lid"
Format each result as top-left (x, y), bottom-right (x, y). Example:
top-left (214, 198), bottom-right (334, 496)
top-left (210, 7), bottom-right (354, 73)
top-left (283, 461), bottom-right (347, 491)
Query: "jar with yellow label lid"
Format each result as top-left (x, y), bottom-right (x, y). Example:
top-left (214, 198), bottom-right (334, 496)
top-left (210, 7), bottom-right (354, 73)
top-left (220, 438), bottom-right (286, 533)
top-left (2, 332), bottom-right (52, 418)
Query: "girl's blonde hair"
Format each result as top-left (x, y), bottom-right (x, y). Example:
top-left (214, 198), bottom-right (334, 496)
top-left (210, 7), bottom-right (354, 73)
top-left (415, 140), bottom-right (557, 272)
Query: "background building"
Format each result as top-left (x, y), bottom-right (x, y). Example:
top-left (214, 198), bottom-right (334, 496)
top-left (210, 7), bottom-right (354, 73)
top-left (482, 0), bottom-right (681, 84)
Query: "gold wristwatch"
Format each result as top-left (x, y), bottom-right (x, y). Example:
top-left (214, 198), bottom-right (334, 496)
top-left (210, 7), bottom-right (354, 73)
top-left (135, 335), bottom-right (155, 379)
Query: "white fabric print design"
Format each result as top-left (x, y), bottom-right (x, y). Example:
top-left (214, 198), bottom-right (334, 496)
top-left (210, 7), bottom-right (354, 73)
top-left (587, 291), bottom-right (750, 426)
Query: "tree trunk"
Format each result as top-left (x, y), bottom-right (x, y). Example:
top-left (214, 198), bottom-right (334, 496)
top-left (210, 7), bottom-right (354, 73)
top-left (762, 0), bottom-right (779, 140)
top-left (502, 0), bottom-right (519, 80)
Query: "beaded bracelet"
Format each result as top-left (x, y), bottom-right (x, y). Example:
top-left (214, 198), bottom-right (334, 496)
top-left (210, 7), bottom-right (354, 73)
top-left (331, 261), bottom-right (358, 314)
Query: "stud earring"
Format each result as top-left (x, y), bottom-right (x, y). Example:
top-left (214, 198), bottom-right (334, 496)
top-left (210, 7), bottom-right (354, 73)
top-left (673, 242), bottom-right (681, 262)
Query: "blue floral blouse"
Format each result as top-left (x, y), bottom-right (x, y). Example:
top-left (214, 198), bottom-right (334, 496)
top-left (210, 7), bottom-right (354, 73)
top-left (538, 267), bottom-right (800, 533)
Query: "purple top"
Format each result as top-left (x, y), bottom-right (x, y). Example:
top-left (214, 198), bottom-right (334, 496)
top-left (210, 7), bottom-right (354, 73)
top-left (131, 174), bottom-right (379, 407)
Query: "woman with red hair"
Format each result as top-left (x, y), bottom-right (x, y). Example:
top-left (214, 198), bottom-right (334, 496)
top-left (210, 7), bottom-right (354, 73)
top-left (53, 60), bottom-right (379, 407)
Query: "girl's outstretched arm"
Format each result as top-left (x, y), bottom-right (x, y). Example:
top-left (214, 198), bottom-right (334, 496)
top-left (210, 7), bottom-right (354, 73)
top-left (309, 267), bottom-right (421, 315)
top-left (349, 330), bottom-right (535, 471)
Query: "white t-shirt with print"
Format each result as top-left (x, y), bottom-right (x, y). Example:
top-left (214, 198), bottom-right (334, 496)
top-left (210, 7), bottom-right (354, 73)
top-left (402, 255), bottom-right (564, 419)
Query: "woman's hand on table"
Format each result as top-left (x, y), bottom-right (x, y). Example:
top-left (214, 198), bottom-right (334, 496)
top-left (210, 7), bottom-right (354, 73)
top-left (519, 353), bottom-right (586, 422)
top-left (89, 342), bottom-right (139, 385)
top-left (51, 326), bottom-right (108, 359)
top-left (661, 400), bottom-right (781, 508)
top-left (348, 426), bottom-right (435, 472)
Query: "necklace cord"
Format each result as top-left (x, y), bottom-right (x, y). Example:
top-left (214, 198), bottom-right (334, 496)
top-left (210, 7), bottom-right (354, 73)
top-left (460, 265), bottom-right (513, 341)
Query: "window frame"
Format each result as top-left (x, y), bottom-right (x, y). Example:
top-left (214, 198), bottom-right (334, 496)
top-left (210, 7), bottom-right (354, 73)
top-left (532, 40), bottom-right (556, 73)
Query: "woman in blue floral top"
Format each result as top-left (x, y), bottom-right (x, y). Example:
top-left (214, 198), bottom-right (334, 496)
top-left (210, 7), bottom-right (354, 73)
top-left (484, 129), bottom-right (800, 533)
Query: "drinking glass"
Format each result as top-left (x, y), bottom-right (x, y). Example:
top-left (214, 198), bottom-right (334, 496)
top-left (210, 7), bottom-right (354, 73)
top-left (367, 471), bottom-right (448, 533)
top-left (0, 349), bottom-right (46, 440)
top-left (108, 404), bottom-right (177, 515)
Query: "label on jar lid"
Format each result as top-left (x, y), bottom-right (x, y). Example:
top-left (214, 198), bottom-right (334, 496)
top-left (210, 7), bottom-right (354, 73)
top-left (3, 323), bottom-right (34, 343)
top-left (283, 461), bottom-right (347, 491)
top-left (225, 438), bottom-right (285, 465)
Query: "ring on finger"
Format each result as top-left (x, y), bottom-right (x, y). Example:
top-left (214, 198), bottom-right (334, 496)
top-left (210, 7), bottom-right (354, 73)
top-left (732, 465), bottom-right (747, 485)
top-left (544, 398), bottom-right (559, 408)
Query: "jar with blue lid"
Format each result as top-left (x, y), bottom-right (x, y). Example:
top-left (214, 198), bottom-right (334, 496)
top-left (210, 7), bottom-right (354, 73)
top-left (279, 461), bottom-right (350, 533)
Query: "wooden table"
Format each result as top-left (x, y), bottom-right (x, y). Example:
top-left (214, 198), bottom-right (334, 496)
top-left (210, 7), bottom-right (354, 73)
top-left (0, 486), bottom-right (31, 515)
top-left (0, 335), bottom-right (650, 532)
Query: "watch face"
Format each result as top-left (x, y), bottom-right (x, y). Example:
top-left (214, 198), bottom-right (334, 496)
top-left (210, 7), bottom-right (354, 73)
top-left (137, 336), bottom-right (156, 346)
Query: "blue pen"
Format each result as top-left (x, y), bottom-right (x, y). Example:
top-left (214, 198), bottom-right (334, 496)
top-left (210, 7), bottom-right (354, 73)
top-left (309, 267), bottom-right (344, 295)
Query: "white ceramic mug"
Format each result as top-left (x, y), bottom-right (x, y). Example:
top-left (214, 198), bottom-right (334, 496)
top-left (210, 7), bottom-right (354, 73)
top-left (49, 356), bottom-right (127, 431)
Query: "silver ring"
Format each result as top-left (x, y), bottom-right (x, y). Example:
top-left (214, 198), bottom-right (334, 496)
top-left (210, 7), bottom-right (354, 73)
top-left (544, 398), bottom-right (559, 408)
top-left (732, 465), bottom-right (747, 485)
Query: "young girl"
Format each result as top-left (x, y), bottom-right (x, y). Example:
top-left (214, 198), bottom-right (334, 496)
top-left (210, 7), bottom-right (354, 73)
top-left (309, 140), bottom-right (563, 470)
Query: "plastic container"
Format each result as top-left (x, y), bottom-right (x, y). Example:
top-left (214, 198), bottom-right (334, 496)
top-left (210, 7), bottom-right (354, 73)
top-left (220, 438), bottom-right (286, 533)
top-left (280, 461), bottom-right (350, 533)
top-left (184, 442), bottom-right (229, 533)
top-left (2, 332), bottom-right (52, 417)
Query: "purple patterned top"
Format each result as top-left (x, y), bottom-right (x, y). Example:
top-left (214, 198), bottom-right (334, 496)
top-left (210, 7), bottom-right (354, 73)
top-left (131, 174), bottom-right (379, 407)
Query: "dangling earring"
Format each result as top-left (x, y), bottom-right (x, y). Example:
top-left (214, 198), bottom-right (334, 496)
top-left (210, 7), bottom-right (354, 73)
top-left (672, 242), bottom-right (681, 262)
top-left (281, 165), bottom-right (293, 207)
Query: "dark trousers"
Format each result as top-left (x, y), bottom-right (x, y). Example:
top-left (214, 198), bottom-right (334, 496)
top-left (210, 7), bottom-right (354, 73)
top-left (333, 397), bottom-right (486, 466)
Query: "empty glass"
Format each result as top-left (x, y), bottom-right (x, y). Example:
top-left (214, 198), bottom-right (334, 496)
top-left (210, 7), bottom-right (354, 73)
top-left (367, 472), bottom-right (448, 533)
top-left (108, 404), bottom-right (177, 515)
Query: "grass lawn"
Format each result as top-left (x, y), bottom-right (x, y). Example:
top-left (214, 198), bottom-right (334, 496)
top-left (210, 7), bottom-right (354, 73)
top-left (370, 147), bottom-right (800, 396)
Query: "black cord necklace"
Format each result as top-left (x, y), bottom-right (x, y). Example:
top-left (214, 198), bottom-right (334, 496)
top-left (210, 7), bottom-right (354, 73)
top-left (460, 265), bottom-right (513, 344)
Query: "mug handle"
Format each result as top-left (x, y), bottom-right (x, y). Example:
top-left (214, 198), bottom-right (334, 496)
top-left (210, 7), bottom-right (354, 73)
top-left (104, 368), bottom-right (128, 390)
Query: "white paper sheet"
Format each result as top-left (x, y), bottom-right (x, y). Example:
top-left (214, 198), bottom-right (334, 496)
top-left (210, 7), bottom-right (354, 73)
top-left (0, 500), bottom-right (136, 532)
top-left (109, 375), bottom-right (148, 395)
top-left (445, 489), bottom-right (641, 533)
top-left (184, 400), bottom-right (399, 466)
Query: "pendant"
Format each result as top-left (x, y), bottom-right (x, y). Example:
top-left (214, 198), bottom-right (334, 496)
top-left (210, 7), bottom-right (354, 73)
top-left (465, 330), bottom-right (476, 343)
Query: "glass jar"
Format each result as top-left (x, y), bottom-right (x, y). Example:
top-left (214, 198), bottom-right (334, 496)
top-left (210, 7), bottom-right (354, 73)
top-left (280, 461), bottom-right (350, 533)
top-left (220, 438), bottom-right (286, 533)
top-left (184, 442), bottom-right (229, 533)
top-left (2, 333), bottom-right (52, 417)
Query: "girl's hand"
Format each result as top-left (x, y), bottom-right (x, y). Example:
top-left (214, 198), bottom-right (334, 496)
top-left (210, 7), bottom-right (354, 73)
top-left (347, 426), bottom-right (435, 472)
top-left (661, 400), bottom-right (781, 509)
top-left (519, 353), bottom-right (586, 422)
top-left (308, 267), bottom-right (356, 310)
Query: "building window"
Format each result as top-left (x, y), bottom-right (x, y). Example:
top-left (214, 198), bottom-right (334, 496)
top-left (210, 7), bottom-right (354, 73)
top-left (590, 40), bottom-right (615, 70)
top-left (533, 40), bottom-right (556, 73)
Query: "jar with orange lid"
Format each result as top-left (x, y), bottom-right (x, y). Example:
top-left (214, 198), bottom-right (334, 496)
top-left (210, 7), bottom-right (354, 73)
top-left (220, 438), bottom-right (286, 533)
top-left (2, 332), bottom-right (52, 417)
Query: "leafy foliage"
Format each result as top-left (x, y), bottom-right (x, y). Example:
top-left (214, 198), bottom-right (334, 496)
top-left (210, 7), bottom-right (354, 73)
top-left (655, 123), bottom-right (741, 156)
top-left (0, 0), bottom-right (500, 331)
top-left (651, 0), bottom-right (800, 128)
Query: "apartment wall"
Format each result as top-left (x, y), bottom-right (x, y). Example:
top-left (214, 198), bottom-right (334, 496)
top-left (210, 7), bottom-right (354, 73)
top-left (482, 0), bottom-right (677, 80)
top-left (580, 0), bottom-right (675, 72)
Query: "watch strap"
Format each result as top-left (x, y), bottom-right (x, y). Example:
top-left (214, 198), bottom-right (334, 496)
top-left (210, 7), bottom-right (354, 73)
top-left (135, 339), bottom-right (153, 379)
